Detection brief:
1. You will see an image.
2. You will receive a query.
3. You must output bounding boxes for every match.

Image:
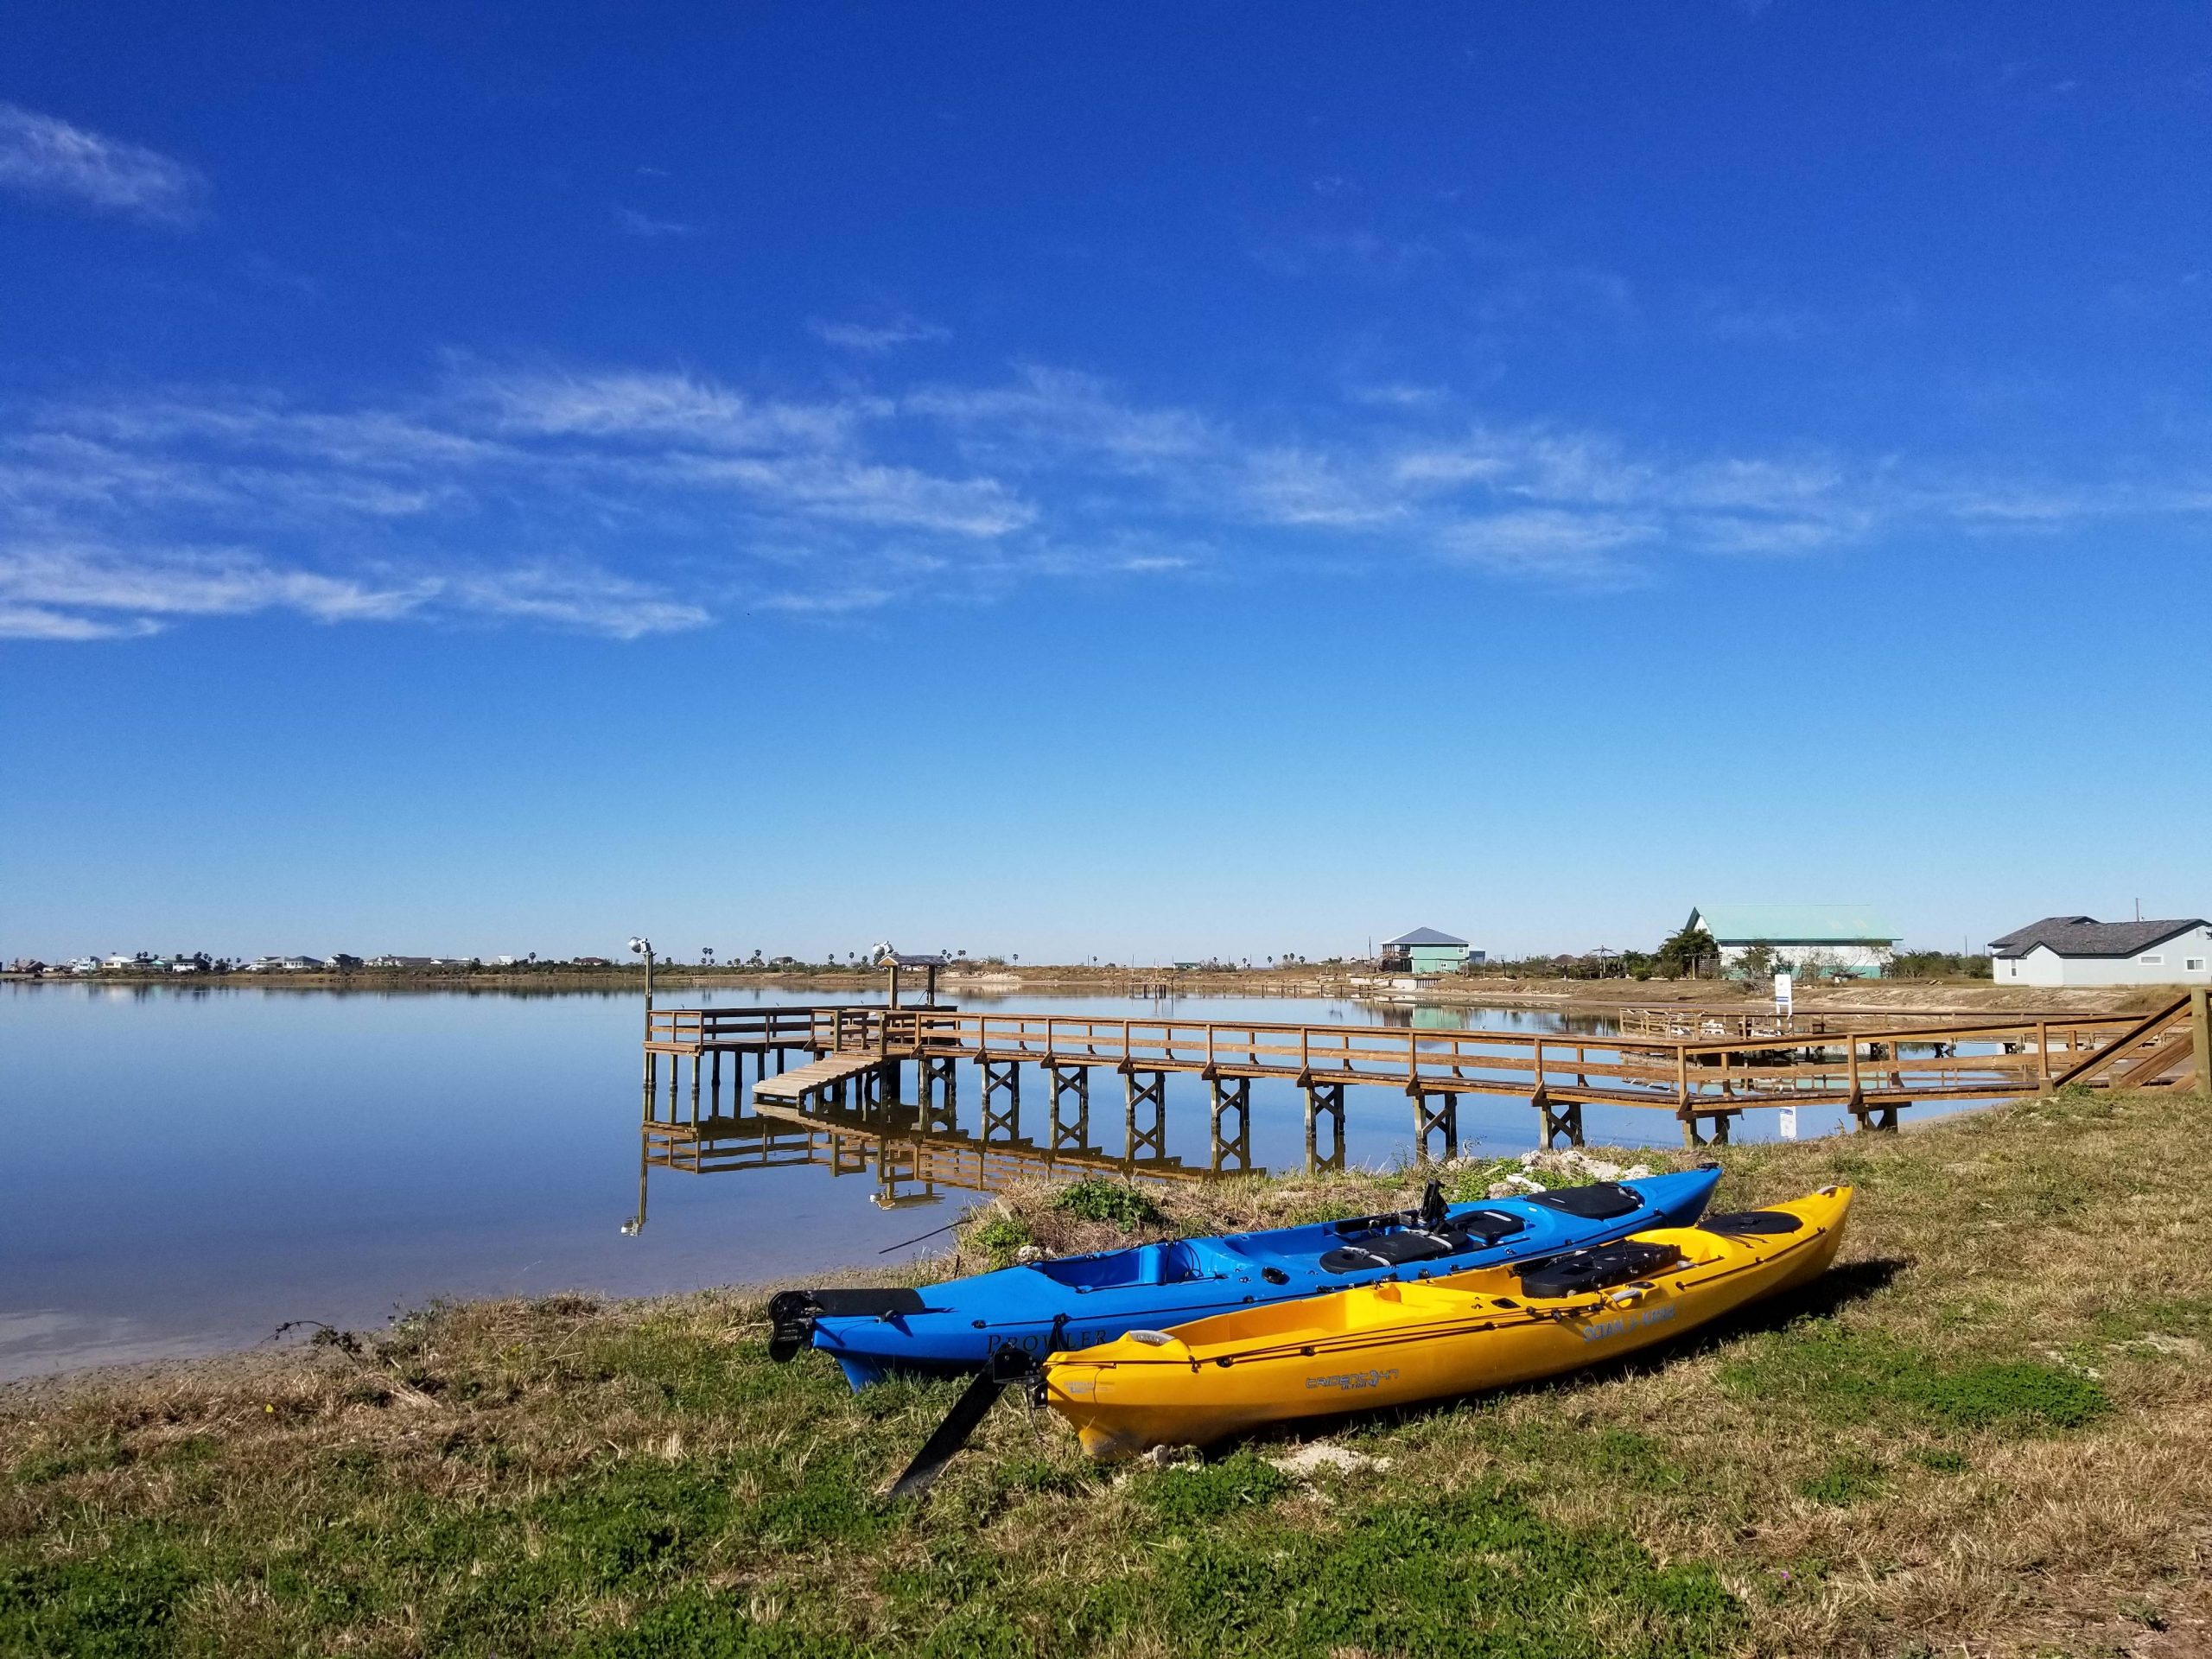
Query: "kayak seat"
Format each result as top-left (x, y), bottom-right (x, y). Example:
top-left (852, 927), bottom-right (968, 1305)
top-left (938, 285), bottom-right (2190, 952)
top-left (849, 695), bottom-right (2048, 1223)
top-left (1319, 1230), bottom-right (1460, 1274)
top-left (1455, 1210), bottom-right (1528, 1245)
top-left (1703, 1210), bottom-right (1803, 1235)
top-left (1030, 1242), bottom-right (1201, 1289)
top-left (1516, 1239), bottom-right (1681, 1300)
top-left (1526, 1182), bottom-right (1642, 1221)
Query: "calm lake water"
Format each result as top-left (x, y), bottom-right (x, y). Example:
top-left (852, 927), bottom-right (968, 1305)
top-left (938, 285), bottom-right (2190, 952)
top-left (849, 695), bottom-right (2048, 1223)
top-left (0, 982), bottom-right (1860, 1382)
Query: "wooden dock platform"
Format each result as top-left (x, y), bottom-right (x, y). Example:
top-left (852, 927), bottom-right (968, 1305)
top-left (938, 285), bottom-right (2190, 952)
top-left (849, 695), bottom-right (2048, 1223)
top-left (644, 991), bottom-right (2203, 1155)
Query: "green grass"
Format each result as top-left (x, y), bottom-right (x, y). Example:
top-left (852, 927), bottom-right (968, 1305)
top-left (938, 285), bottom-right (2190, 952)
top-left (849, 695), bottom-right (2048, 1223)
top-left (1719, 1323), bottom-right (2112, 1431)
top-left (1797, 1454), bottom-right (1888, 1508)
top-left (1123, 1450), bottom-right (1292, 1522)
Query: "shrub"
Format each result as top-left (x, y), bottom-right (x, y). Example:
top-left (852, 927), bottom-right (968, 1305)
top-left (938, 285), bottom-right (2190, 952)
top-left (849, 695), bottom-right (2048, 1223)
top-left (1051, 1180), bottom-right (1165, 1230)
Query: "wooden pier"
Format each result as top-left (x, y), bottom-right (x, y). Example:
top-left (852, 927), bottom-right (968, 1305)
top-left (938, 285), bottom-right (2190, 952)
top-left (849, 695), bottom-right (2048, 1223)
top-left (640, 990), bottom-right (2208, 1172)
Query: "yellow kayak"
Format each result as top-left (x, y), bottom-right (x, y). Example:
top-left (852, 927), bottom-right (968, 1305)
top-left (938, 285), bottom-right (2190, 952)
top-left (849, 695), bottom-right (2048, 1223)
top-left (1039, 1184), bottom-right (1852, 1459)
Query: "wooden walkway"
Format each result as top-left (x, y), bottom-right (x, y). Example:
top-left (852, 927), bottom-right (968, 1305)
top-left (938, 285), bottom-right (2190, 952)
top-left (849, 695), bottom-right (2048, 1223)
top-left (641, 990), bottom-right (2208, 1159)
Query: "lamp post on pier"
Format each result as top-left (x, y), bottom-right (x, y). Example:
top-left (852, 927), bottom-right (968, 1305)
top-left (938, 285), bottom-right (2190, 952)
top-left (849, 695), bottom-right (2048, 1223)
top-left (624, 936), bottom-right (656, 1236)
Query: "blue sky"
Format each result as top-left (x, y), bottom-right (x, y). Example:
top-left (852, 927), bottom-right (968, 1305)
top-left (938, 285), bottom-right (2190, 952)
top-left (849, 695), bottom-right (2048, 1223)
top-left (2, 3), bottom-right (2208, 963)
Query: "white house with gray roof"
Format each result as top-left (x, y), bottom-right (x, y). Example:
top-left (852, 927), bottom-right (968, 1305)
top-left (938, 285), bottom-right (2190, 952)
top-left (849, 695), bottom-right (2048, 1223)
top-left (1686, 906), bottom-right (1899, 979)
top-left (1987, 916), bottom-right (2212, 987)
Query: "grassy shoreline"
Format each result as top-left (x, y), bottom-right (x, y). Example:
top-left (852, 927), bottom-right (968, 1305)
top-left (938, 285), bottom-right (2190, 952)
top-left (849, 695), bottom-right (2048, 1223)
top-left (6, 1088), bottom-right (2209, 1656)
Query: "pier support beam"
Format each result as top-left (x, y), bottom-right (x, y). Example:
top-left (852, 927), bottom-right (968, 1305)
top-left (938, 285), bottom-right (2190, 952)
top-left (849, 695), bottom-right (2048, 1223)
top-left (1410, 1090), bottom-right (1458, 1161)
top-left (1850, 1102), bottom-right (1901, 1133)
top-left (641, 1051), bottom-right (658, 1125)
top-left (1049, 1064), bottom-right (1091, 1151)
top-left (1122, 1068), bottom-right (1166, 1162)
top-left (1533, 1086), bottom-right (1584, 1150)
top-left (1679, 1109), bottom-right (1738, 1148)
top-left (1208, 1075), bottom-right (1251, 1172)
top-left (1302, 1081), bottom-right (1344, 1173)
top-left (921, 1055), bottom-right (958, 1131)
top-left (981, 1058), bottom-right (1021, 1143)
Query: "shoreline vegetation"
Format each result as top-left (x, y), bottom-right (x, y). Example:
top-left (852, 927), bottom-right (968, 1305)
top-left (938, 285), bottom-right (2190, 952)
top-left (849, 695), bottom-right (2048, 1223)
top-left (0, 963), bottom-right (2161, 1017)
top-left (6, 1087), bottom-right (2209, 1656)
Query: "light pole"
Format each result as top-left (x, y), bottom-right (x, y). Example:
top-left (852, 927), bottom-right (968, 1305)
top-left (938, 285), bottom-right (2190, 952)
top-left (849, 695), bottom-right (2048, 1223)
top-left (625, 936), bottom-right (656, 1235)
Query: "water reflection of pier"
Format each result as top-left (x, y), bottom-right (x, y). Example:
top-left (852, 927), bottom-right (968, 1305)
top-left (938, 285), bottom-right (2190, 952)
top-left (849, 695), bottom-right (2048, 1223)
top-left (632, 1037), bottom-right (1251, 1224)
top-left (644, 1090), bottom-right (1233, 1214)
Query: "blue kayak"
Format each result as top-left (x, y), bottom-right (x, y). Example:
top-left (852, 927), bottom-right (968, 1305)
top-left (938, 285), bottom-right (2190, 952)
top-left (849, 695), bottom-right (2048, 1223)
top-left (768, 1166), bottom-right (1720, 1389)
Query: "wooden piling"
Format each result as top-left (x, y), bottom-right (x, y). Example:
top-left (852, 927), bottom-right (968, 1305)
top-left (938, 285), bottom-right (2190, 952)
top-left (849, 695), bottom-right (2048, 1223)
top-left (1302, 1080), bottom-right (1344, 1173)
top-left (1123, 1068), bottom-right (1166, 1161)
top-left (1050, 1064), bottom-right (1090, 1151)
top-left (1208, 1075), bottom-right (1251, 1172)
top-left (981, 1057), bottom-right (1020, 1143)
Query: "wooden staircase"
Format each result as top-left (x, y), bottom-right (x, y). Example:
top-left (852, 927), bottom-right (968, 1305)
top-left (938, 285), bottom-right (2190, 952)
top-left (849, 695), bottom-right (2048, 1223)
top-left (753, 1050), bottom-right (887, 1104)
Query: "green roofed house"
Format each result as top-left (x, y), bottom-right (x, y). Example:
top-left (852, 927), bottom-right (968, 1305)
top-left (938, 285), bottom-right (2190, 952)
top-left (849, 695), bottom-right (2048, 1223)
top-left (1380, 927), bottom-right (1473, 976)
top-left (1686, 906), bottom-right (1899, 980)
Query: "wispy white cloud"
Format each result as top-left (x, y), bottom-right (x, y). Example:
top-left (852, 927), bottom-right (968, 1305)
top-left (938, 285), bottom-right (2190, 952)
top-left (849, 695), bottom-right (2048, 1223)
top-left (6, 347), bottom-right (2208, 642)
top-left (1347, 382), bottom-right (1452, 410)
top-left (0, 542), bottom-right (432, 631)
top-left (907, 365), bottom-right (1216, 470)
top-left (443, 564), bottom-right (709, 638)
top-left (461, 365), bottom-right (858, 452)
top-left (0, 601), bottom-right (160, 641)
top-left (1434, 510), bottom-right (1658, 585)
top-left (613, 207), bottom-right (700, 238)
top-left (1237, 448), bottom-right (1406, 528)
top-left (670, 454), bottom-right (1033, 536)
top-left (0, 540), bottom-right (703, 641)
top-left (0, 103), bottom-right (205, 225)
top-left (809, 315), bottom-right (951, 353)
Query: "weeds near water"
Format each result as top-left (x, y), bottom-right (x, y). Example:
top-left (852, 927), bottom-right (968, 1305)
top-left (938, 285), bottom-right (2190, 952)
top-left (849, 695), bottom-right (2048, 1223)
top-left (1050, 1179), bottom-right (1165, 1230)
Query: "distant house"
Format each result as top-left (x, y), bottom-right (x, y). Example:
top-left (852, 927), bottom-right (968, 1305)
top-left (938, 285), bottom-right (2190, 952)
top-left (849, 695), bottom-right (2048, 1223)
top-left (1379, 927), bottom-right (1473, 976)
top-left (368, 956), bottom-right (434, 969)
top-left (328, 954), bottom-right (364, 972)
top-left (1687, 906), bottom-right (1899, 980)
top-left (249, 955), bottom-right (326, 972)
top-left (1988, 916), bottom-right (2212, 988)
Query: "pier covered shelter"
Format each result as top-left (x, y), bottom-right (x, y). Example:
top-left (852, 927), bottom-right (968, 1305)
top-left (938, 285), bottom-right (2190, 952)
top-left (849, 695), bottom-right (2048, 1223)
top-left (878, 950), bottom-right (949, 1007)
top-left (1379, 927), bottom-right (1471, 976)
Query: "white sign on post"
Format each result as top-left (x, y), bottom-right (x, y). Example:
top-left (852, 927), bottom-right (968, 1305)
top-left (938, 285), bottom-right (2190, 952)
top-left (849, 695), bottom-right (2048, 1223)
top-left (1773, 971), bottom-right (1794, 1017)
top-left (1777, 1104), bottom-right (1800, 1141)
